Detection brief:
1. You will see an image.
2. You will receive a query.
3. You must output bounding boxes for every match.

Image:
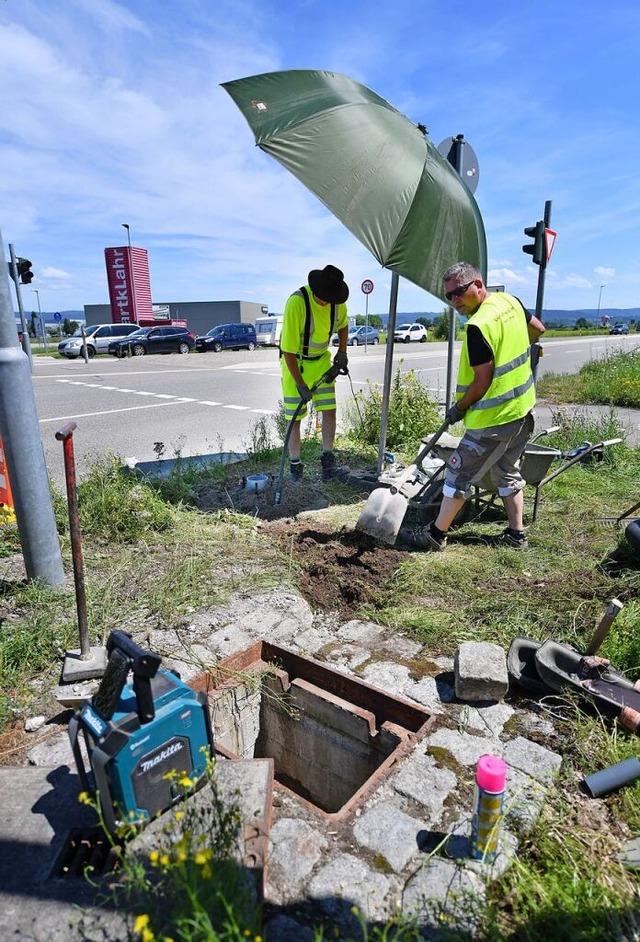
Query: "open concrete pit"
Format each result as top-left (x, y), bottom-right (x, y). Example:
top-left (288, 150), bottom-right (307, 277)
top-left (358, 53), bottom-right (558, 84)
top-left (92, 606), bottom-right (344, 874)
top-left (191, 640), bottom-right (435, 823)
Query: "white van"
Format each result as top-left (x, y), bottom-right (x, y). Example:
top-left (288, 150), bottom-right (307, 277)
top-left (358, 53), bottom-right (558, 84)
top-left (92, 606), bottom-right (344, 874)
top-left (254, 315), bottom-right (284, 346)
top-left (58, 323), bottom-right (139, 359)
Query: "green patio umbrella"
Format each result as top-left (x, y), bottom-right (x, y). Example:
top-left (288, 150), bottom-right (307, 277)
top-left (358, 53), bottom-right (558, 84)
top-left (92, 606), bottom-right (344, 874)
top-left (222, 69), bottom-right (487, 300)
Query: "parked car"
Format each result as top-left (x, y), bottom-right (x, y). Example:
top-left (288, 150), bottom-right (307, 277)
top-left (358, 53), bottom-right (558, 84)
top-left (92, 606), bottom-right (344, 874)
top-left (609, 323), bottom-right (629, 334)
top-left (58, 322), bottom-right (139, 359)
top-left (108, 326), bottom-right (196, 357)
top-left (195, 323), bottom-right (257, 353)
top-left (393, 323), bottom-right (428, 343)
top-left (332, 325), bottom-right (379, 347)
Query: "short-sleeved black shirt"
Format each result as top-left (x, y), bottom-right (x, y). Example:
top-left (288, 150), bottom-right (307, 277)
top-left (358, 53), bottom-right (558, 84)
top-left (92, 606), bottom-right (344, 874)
top-left (466, 296), bottom-right (532, 366)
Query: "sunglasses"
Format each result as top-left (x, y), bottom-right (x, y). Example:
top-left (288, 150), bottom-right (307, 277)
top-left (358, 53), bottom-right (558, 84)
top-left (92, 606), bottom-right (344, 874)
top-left (445, 281), bottom-right (474, 302)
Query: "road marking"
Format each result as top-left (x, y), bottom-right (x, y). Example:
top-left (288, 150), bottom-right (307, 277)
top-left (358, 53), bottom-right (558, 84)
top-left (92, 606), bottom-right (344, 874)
top-left (40, 401), bottom-right (188, 423)
top-left (51, 379), bottom-right (257, 417)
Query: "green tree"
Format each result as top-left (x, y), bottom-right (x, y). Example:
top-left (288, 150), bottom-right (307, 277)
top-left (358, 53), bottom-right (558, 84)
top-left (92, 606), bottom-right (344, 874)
top-left (575, 317), bottom-right (590, 330)
top-left (430, 308), bottom-right (451, 340)
top-left (416, 316), bottom-right (432, 328)
top-left (369, 314), bottom-right (383, 329)
top-left (62, 318), bottom-right (79, 336)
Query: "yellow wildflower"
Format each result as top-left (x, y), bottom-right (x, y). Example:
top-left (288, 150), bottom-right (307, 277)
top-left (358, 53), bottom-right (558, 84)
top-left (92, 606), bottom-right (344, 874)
top-left (77, 791), bottom-right (91, 806)
top-left (174, 810), bottom-right (184, 822)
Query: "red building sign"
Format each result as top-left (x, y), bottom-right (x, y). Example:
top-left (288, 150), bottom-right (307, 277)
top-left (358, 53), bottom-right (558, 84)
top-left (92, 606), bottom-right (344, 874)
top-left (104, 245), bottom-right (153, 323)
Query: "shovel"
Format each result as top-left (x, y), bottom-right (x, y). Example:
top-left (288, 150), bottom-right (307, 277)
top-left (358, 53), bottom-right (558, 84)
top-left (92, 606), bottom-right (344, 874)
top-left (355, 419), bottom-right (450, 544)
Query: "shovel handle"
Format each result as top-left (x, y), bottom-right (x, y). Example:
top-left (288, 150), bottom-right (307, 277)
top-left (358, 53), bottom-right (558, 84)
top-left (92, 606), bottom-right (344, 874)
top-left (389, 419), bottom-right (450, 493)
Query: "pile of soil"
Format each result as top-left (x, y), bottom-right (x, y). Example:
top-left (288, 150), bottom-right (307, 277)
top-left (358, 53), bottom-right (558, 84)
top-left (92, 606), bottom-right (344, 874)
top-left (194, 477), bottom-right (331, 521)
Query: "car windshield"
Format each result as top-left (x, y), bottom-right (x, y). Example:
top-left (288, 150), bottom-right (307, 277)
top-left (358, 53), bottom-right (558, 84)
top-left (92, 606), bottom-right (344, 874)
top-left (127, 328), bottom-right (152, 338)
top-left (205, 327), bottom-right (223, 337)
top-left (71, 324), bottom-right (96, 337)
top-left (397, 324), bottom-right (412, 330)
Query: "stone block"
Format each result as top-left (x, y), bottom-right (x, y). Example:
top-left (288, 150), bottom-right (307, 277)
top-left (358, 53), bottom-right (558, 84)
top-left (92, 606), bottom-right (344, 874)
top-left (454, 642), bottom-right (508, 702)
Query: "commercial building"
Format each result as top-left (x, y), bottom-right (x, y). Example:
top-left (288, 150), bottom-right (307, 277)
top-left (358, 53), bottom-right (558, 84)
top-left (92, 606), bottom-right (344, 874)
top-left (84, 300), bottom-right (268, 336)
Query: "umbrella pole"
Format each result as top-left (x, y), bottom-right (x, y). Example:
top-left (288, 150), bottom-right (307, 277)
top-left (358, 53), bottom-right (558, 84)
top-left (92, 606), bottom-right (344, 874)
top-left (445, 305), bottom-right (457, 407)
top-left (376, 271), bottom-right (400, 474)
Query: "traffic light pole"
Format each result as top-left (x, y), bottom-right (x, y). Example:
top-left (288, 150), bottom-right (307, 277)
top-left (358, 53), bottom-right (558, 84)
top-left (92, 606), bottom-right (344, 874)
top-left (533, 200), bottom-right (552, 323)
top-left (0, 232), bottom-right (65, 588)
top-left (8, 244), bottom-right (33, 373)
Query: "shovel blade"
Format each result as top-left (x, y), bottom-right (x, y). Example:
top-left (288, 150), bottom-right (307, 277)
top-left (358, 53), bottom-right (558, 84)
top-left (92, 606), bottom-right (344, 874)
top-left (355, 486), bottom-right (408, 545)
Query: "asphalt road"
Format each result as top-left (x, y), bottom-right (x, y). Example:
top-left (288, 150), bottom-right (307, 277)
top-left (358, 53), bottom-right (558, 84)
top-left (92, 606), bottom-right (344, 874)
top-left (30, 333), bottom-right (640, 489)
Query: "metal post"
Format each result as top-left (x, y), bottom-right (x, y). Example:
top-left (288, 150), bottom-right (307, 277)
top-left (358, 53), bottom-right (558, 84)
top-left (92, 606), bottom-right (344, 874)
top-left (445, 306), bottom-right (456, 407)
top-left (0, 231), bottom-right (65, 588)
top-left (364, 292), bottom-right (369, 351)
top-left (32, 288), bottom-right (48, 354)
top-left (8, 244), bottom-right (33, 372)
top-left (530, 200), bottom-right (552, 381)
top-left (122, 223), bottom-right (137, 323)
top-left (596, 284), bottom-right (605, 327)
top-left (377, 271), bottom-right (400, 474)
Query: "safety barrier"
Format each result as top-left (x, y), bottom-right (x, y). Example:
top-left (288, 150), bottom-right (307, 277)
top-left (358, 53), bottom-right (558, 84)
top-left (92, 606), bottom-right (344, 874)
top-left (0, 437), bottom-right (16, 524)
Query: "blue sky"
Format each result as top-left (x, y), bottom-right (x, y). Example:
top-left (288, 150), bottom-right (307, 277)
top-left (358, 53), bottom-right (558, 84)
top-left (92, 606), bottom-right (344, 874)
top-left (1, 0), bottom-right (639, 317)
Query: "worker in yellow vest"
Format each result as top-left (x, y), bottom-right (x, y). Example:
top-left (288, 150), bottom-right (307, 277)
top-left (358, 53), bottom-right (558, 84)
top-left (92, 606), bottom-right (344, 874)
top-left (403, 261), bottom-right (545, 551)
top-left (280, 265), bottom-right (350, 481)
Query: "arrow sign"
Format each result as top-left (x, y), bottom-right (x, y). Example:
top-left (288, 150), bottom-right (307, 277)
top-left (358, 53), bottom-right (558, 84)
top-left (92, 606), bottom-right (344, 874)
top-left (545, 228), bottom-right (557, 263)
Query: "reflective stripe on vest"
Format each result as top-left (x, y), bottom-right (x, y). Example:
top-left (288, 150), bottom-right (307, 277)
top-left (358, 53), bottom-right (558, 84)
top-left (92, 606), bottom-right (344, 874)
top-left (457, 293), bottom-right (536, 429)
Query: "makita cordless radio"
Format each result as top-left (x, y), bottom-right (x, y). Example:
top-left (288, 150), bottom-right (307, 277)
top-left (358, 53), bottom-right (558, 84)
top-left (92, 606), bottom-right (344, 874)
top-left (69, 630), bottom-right (213, 833)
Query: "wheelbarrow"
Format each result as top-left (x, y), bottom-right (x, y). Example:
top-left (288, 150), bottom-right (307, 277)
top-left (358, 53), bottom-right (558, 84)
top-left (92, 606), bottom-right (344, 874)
top-left (402, 427), bottom-right (624, 527)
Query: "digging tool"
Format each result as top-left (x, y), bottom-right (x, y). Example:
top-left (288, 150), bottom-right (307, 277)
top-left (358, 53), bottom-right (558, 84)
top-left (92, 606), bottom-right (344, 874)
top-left (355, 419), bottom-right (450, 544)
top-left (585, 598), bottom-right (623, 655)
top-left (274, 363), bottom-right (348, 505)
top-left (56, 422), bottom-right (107, 682)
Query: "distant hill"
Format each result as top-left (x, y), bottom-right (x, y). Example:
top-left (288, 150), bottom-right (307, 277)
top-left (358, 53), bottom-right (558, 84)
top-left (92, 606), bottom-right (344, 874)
top-left (368, 308), bottom-right (640, 329)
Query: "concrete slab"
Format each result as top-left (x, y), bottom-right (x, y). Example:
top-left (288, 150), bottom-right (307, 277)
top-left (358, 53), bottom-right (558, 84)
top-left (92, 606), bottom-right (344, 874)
top-left (61, 646), bottom-right (107, 683)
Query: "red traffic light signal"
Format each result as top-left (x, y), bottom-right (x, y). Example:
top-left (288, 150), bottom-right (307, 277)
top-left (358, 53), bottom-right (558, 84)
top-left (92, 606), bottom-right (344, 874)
top-left (17, 257), bottom-right (34, 284)
top-left (522, 221), bottom-right (545, 266)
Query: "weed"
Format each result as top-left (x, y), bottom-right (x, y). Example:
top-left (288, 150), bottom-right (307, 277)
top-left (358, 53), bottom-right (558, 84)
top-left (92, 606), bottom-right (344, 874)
top-left (537, 348), bottom-right (640, 408)
top-left (344, 366), bottom-right (440, 451)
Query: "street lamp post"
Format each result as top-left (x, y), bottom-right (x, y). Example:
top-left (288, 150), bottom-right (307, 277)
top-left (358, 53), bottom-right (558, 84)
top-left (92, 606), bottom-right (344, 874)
top-left (597, 284), bottom-right (606, 326)
top-left (32, 288), bottom-right (47, 353)
top-left (122, 223), bottom-right (137, 323)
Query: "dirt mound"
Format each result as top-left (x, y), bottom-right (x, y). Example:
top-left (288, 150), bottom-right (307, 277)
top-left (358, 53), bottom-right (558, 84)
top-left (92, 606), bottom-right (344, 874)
top-left (194, 477), bottom-right (331, 521)
top-left (266, 521), bottom-right (409, 614)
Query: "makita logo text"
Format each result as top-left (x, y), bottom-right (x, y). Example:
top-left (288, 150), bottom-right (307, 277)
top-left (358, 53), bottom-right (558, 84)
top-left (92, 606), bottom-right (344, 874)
top-left (139, 740), bottom-right (184, 774)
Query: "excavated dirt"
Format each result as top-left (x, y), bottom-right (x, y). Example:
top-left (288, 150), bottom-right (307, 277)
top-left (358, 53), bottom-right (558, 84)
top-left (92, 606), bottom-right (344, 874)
top-left (193, 475), bottom-right (410, 615)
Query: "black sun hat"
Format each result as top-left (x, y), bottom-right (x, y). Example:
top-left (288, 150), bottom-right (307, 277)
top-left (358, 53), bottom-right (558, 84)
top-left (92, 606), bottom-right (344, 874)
top-left (308, 265), bottom-right (349, 304)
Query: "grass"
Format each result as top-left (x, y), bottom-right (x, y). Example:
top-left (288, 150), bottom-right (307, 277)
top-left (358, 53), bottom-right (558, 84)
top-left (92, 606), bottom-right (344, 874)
top-left (1, 366), bottom-right (640, 940)
top-left (537, 348), bottom-right (640, 408)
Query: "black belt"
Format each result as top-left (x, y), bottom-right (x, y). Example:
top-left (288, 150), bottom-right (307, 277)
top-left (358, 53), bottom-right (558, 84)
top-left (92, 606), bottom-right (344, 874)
top-left (300, 353), bottom-right (325, 361)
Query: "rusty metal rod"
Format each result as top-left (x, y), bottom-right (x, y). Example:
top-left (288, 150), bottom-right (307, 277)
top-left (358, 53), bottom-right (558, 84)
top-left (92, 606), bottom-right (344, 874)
top-left (55, 422), bottom-right (90, 659)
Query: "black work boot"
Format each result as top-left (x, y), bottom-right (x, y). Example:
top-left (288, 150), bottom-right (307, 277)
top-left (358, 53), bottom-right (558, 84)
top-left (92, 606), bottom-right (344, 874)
top-left (320, 451), bottom-right (347, 481)
top-left (289, 459), bottom-right (303, 482)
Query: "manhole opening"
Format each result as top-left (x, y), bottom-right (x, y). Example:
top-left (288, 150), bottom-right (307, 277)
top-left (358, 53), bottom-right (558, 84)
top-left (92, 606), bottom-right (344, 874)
top-left (191, 641), bottom-right (434, 821)
top-left (52, 826), bottom-right (123, 879)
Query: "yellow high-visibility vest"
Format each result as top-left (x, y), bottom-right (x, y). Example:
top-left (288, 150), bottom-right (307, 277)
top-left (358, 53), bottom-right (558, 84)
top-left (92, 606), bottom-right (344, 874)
top-left (456, 293), bottom-right (535, 429)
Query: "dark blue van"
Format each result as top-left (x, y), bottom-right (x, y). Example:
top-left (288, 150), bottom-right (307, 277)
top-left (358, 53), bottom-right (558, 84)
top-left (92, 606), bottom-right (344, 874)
top-left (195, 323), bottom-right (257, 353)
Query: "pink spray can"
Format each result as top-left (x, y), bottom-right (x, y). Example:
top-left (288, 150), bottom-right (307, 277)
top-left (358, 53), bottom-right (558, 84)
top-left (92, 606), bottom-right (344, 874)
top-left (471, 754), bottom-right (507, 862)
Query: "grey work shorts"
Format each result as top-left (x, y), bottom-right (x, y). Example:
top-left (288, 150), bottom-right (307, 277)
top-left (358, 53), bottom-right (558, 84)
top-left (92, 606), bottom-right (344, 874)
top-left (442, 411), bottom-right (535, 500)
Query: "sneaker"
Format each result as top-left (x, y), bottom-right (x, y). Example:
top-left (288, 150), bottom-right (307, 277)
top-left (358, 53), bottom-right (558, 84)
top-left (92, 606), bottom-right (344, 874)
top-left (320, 451), bottom-right (348, 481)
top-left (290, 460), bottom-right (303, 482)
top-left (500, 527), bottom-right (529, 549)
top-left (399, 522), bottom-right (447, 551)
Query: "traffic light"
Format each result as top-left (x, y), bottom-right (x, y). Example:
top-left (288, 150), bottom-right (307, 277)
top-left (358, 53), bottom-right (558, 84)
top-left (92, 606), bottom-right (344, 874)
top-left (17, 257), bottom-right (34, 284)
top-left (522, 221), bottom-right (545, 266)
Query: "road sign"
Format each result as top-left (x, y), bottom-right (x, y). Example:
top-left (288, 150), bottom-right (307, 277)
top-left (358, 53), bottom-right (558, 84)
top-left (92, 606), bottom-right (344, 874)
top-left (53, 312), bottom-right (62, 323)
top-left (437, 135), bottom-right (479, 194)
top-left (545, 228), bottom-right (557, 263)
top-left (361, 279), bottom-right (374, 295)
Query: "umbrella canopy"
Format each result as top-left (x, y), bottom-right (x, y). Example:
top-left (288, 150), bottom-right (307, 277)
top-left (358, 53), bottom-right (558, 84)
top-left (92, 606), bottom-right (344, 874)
top-left (222, 69), bottom-right (487, 300)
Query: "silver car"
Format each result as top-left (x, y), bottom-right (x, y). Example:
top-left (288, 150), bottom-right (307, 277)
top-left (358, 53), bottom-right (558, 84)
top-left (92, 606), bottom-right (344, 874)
top-left (58, 323), bottom-right (139, 359)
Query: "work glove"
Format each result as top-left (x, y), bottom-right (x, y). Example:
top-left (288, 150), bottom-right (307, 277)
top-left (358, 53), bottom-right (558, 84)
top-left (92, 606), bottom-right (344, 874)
top-left (296, 382), bottom-right (312, 403)
top-left (445, 402), bottom-right (465, 426)
top-left (333, 350), bottom-right (349, 373)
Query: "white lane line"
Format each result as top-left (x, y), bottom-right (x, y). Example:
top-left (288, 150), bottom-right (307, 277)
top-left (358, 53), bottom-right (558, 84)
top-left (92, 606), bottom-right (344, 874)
top-left (40, 401), bottom-right (188, 423)
top-left (223, 404), bottom-right (250, 410)
top-left (200, 400), bottom-right (222, 406)
top-left (252, 408), bottom-right (276, 414)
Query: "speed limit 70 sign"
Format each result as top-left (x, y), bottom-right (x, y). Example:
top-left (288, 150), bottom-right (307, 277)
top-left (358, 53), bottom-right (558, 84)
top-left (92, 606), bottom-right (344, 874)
top-left (361, 279), bottom-right (374, 294)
